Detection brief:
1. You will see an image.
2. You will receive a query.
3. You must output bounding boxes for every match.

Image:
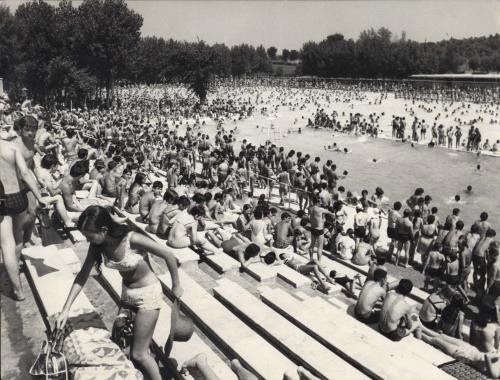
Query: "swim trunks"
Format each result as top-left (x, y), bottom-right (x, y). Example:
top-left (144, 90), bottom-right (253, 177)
top-left (354, 226), bottom-right (366, 239)
top-left (397, 232), bottom-right (412, 243)
top-left (426, 267), bottom-right (441, 278)
top-left (354, 308), bottom-right (379, 324)
top-left (446, 273), bottom-right (460, 286)
top-left (274, 238), bottom-right (292, 249)
top-left (472, 255), bottom-right (487, 274)
top-left (0, 191), bottom-right (29, 216)
top-left (387, 226), bottom-right (397, 239)
top-left (488, 281), bottom-right (500, 297)
top-left (310, 228), bottom-right (324, 237)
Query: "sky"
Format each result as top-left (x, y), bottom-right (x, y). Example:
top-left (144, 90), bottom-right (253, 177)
top-left (4, 0), bottom-right (500, 50)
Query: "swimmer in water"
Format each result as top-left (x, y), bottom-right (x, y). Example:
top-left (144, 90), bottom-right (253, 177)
top-left (465, 185), bottom-right (473, 194)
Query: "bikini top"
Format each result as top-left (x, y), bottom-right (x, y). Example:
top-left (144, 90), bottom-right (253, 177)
top-left (103, 233), bottom-right (143, 272)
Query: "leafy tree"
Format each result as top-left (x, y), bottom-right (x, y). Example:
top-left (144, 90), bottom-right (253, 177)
top-left (267, 46), bottom-right (277, 60)
top-left (74, 0), bottom-right (143, 102)
top-left (289, 49), bottom-right (300, 61)
top-left (282, 49), bottom-right (290, 61)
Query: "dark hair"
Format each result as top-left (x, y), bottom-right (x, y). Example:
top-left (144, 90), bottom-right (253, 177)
top-left (455, 220), bottom-right (465, 230)
top-left (40, 154), bottom-right (59, 169)
top-left (427, 215), bottom-right (435, 224)
top-left (164, 189), bottom-right (178, 203)
top-left (452, 208), bottom-right (460, 215)
top-left (396, 279), bottom-right (413, 295)
top-left (190, 205), bottom-right (205, 218)
top-left (254, 208), bottom-right (263, 220)
top-left (439, 294), bottom-right (464, 328)
top-left (281, 212), bottom-right (291, 220)
top-left (480, 212), bottom-right (488, 221)
top-left (263, 251), bottom-right (276, 265)
top-left (107, 160), bottom-right (118, 171)
top-left (244, 243), bottom-right (261, 261)
top-left (486, 228), bottom-right (497, 238)
top-left (152, 181), bottom-right (163, 189)
top-left (14, 115), bottom-right (38, 132)
top-left (77, 206), bottom-right (131, 271)
top-left (70, 160), bottom-right (88, 177)
top-left (177, 196), bottom-right (190, 209)
top-left (394, 201), bottom-right (402, 210)
top-left (77, 148), bottom-right (88, 160)
top-left (373, 268), bottom-right (387, 282)
top-left (66, 128), bottom-right (76, 138)
top-left (132, 172), bottom-right (147, 187)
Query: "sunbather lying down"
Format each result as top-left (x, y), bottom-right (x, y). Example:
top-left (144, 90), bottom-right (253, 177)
top-left (206, 227), bottom-right (361, 293)
top-left (418, 325), bottom-right (500, 379)
top-left (181, 354), bottom-right (320, 380)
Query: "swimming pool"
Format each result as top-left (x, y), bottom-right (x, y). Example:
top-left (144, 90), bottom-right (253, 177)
top-left (196, 117), bottom-right (500, 229)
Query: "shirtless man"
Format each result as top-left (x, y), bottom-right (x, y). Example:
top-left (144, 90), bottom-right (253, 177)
top-left (146, 189), bottom-right (178, 235)
top-left (474, 212), bottom-right (492, 239)
top-left (355, 269), bottom-right (389, 323)
top-left (274, 212), bottom-right (294, 249)
top-left (308, 196), bottom-right (334, 262)
top-left (443, 220), bottom-right (465, 256)
top-left (167, 199), bottom-right (220, 255)
top-left (473, 229), bottom-right (497, 296)
top-left (418, 325), bottom-right (500, 379)
top-left (422, 242), bottom-right (446, 291)
top-left (139, 181), bottom-right (163, 222)
top-left (379, 279), bottom-right (420, 341)
top-left (0, 131), bottom-right (54, 300)
top-left (11, 115), bottom-right (41, 247)
top-left (59, 161), bottom-right (90, 213)
top-left (61, 128), bottom-right (81, 165)
top-left (387, 201), bottom-right (402, 261)
top-left (470, 306), bottom-right (500, 353)
top-left (487, 242), bottom-right (500, 297)
top-left (395, 209), bottom-right (414, 267)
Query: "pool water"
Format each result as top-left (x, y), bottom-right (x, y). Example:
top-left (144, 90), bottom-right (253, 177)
top-left (195, 112), bottom-right (500, 229)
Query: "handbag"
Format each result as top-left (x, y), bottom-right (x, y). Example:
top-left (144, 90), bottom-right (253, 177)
top-left (37, 207), bottom-right (64, 246)
top-left (30, 329), bottom-right (68, 380)
top-left (111, 306), bottom-right (136, 351)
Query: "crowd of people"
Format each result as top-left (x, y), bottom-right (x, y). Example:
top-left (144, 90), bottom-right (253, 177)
top-left (1, 79), bottom-right (499, 379)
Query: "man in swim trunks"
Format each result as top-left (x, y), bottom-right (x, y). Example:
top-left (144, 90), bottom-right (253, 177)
top-left (487, 242), bottom-right (500, 297)
top-left (443, 220), bottom-right (465, 256)
top-left (422, 242), bottom-right (446, 291)
top-left (473, 228), bottom-right (496, 296)
top-left (1, 132), bottom-right (54, 300)
top-left (395, 209), bottom-right (414, 267)
top-left (308, 196), bottom-right (334, 262)
top-left (379, 279), bottom-right (420, 341)
top-left (274, 212), bottom-right (294, 249)
top-left (387, 201), bottom-right (402, 262)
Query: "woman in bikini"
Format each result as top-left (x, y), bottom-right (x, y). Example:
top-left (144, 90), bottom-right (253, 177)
top-left (56, 206), bottom-right (183, 380)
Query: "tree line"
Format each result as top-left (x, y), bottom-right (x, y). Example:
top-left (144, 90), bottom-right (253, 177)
top-left (298, 29), bottom-right (500, 78)
top-left (0, 1), bottom-right (498, 106)
top-left (0, 0), bottom-right (273, 106)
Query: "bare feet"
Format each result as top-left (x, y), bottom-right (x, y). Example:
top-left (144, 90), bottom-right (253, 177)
top-left (230, 359), bottom-right (258, 380)
top-left (12, 289), bottom-right (26, 302)
top-left (297, 366), bottom-right (321, 380)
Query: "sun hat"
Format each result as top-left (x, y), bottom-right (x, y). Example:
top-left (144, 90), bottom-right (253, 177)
top-left (164, 300), bottom-right (194, 357)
